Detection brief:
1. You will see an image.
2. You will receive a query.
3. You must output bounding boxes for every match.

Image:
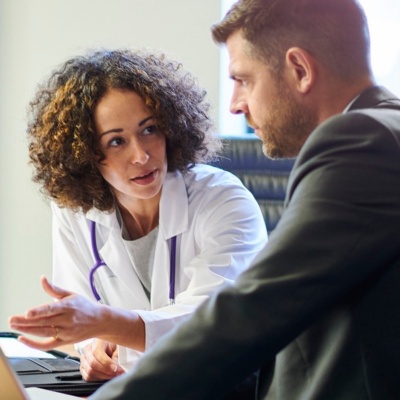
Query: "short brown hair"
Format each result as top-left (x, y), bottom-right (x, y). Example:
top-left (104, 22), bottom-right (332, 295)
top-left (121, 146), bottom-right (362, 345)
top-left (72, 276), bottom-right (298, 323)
top-left (212, 0), bottom-right (372, 79)
top-left (28, 49), bottom-right (221, 213)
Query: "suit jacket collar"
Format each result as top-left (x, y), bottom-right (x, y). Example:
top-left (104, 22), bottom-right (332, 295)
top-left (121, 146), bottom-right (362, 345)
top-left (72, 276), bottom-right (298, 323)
top-left (348, 85), bottom-right (400, 111)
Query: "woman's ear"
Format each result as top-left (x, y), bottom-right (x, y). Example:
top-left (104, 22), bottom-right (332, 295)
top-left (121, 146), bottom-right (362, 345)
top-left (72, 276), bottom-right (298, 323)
top-left (285, 47), bottom-right (315, 94)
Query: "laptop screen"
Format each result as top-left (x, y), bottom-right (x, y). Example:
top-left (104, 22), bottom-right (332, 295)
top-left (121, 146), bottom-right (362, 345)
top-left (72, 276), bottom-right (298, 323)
top-left (0, 346), bottom-right (77, 400)
top-left (0, 345), bottom-right (26, 400)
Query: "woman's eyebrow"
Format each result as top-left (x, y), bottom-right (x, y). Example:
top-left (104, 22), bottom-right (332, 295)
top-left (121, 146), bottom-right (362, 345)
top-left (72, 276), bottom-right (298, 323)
top-left (99, 116), bottom-right (154, 137)
top-left (99, 128), bottom-right (123, 138)
top-left (138, 116), bottom-right (154, 127)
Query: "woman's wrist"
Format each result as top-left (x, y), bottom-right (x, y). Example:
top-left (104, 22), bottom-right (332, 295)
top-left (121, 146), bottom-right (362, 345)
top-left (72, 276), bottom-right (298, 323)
top-left (97, 304), bottom-right (146, 351)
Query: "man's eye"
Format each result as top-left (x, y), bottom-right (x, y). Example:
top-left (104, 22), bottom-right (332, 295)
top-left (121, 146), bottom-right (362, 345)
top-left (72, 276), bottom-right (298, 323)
top-left (233, 79), bottom-right (247, 89)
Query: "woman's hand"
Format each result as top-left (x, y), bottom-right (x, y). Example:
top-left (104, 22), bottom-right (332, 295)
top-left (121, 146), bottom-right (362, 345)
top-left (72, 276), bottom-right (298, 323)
top-left (80, 339), bottom-right (125, 381)
top-left (8, 276), bottom-right (105, 350)
top-left (8, 275), bottom-right (146, 352)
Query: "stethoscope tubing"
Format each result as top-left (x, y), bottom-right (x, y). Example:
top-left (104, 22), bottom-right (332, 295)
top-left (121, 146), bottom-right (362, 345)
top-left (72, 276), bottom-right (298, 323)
top-left (169, 235), bottom-right (177, 304)
top-left (89, 220), bottom-right (177, 304)
top-left (89, 220), bottom-right (105, 302)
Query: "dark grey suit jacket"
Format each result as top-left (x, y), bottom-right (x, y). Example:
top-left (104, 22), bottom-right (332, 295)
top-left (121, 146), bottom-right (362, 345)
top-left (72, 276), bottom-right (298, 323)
top-left (90, 86), bottom-right (400, 400)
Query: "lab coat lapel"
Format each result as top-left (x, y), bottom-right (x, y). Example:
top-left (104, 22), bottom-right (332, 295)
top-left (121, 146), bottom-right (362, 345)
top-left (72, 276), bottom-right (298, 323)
top-left (151, 172), bottom-right (188, 308)
top-left (86, 208), bottom-right (150, 309)
top-left (159, 171), bottom-right (188, 239)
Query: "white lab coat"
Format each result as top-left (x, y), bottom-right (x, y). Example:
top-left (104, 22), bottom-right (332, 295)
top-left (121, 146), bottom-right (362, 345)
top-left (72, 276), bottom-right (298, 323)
top-left (51, 164), bottom-right (267, 369)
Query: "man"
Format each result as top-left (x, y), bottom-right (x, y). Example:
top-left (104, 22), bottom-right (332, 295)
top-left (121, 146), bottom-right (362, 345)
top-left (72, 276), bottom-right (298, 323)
top-left (90, 0), bottom-right (400, 399)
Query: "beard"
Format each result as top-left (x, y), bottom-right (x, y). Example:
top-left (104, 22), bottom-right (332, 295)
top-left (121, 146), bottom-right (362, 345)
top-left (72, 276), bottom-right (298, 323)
top-left (247, 82), bottom-right (318, 159)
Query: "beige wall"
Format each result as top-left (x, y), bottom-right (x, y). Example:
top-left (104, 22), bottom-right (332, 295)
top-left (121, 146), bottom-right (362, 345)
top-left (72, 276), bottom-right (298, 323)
top-left (0, 0), bottom-right (221, 329)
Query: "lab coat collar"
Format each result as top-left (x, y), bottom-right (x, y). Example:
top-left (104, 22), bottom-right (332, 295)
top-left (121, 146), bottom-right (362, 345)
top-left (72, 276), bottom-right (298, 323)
top-left (85, 207), bottom-right (115, 228)
top-left (159, 170), bottom-right (189, 240)
top-left (85, 171), bottom-right (189, 238)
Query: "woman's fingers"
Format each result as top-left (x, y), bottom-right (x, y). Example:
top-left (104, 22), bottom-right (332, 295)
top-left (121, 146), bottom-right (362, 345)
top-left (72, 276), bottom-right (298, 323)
top-left (80, 340), bottom-right (124, 382)
top-left (13, 276), bottom-right (74, 320)
top-left (10, 323), bottom-right (60, 338)
top-left (40, 275), bottom-right (72, 300)
top-left (8, 277), bottom-right (106, 351)
top-left (9, 312), bottom-right (61, 332)
top-left (9, 294), bottom-right (99, 346)
top-left (17, 331), bottom-right (61, 351)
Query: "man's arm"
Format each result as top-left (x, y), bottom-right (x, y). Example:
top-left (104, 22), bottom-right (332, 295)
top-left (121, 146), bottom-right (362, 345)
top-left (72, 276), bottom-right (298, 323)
top-left (90, 112), bottom-right (400, 399)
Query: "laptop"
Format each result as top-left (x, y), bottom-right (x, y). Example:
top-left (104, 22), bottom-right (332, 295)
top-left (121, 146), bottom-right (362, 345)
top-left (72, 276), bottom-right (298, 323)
top-left (0, 346), bottom-right (79, 399)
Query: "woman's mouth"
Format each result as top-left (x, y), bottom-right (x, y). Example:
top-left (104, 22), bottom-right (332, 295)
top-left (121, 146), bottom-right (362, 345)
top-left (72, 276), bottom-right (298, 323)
top-left (131, 170), bottom-right (157, 185)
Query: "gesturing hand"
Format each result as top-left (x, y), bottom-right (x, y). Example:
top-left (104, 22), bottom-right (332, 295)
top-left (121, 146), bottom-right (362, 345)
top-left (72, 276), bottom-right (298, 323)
top-left (8, 275), bottom-right (103, 351)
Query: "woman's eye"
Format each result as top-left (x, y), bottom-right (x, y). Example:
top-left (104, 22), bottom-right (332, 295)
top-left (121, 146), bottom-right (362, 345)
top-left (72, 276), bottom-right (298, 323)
top-left (109, 137), bottom-right (125, 147)
top-left (143, 125), bottom-right (158, 135)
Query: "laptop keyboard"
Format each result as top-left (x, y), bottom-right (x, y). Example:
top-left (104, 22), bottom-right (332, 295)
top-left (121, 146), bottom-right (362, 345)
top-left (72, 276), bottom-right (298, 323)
top-left (9, 358), bottom-right (80, 375)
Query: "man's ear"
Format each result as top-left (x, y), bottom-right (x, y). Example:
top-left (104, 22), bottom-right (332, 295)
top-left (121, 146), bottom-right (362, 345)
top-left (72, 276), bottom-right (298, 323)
top-left (285, 47), bottom-right (315, 94)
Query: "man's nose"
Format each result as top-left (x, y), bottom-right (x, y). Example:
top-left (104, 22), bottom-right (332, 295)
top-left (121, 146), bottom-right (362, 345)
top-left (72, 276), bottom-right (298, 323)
top-left (230, 90), bottom-right (249, 115)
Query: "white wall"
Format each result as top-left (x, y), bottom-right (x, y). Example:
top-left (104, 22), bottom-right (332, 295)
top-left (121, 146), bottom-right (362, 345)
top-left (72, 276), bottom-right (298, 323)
top-left (0, 0), bottom-right (221, 329)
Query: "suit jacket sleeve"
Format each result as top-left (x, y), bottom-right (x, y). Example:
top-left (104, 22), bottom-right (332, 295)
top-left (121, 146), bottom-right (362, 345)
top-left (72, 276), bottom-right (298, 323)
top-left (90, 109), bottom-right (400, 399)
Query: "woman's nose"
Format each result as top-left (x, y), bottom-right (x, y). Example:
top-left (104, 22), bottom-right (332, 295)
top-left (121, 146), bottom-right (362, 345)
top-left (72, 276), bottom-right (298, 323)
top-left (129, 140), bottom-right (150, 164)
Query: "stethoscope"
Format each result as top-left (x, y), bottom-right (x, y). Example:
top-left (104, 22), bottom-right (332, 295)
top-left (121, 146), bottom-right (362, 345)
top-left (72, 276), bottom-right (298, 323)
top-left (89, 220), bottom-right (177, 304)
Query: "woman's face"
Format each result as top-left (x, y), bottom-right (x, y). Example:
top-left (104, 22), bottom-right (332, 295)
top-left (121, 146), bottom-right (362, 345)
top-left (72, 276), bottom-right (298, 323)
top-left (94, 89), bottom-right (168, 205)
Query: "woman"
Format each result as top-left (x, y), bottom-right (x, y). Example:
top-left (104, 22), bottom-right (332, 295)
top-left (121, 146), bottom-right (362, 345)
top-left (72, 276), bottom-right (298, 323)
top-left (9, 49), bottom-right (267, 382)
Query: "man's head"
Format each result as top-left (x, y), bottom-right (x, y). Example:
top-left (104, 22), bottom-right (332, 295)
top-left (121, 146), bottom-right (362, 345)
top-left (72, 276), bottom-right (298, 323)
top-left (212, 0), bottom-right (374, 158)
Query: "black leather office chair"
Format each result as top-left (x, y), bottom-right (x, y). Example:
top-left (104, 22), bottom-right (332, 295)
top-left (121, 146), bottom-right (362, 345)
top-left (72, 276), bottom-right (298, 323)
top-left (210, 136), bottom-right (295, 399)
top-left (212, 136), bottom-right (295, 232)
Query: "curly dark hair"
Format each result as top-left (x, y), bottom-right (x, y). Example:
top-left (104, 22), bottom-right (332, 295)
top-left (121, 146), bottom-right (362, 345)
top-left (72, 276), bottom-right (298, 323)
top-left (28, 48), bottom-right (221, 213)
